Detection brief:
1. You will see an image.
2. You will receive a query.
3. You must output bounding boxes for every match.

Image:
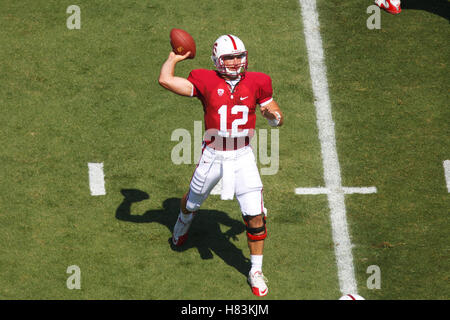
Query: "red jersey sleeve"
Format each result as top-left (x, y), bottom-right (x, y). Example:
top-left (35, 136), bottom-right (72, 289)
top-left (256, 73), bottom-right (273, 107)
top-left (187, 69), bottom-right (206, 97)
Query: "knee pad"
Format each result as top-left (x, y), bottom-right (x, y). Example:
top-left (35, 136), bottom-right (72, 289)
top-left (243, 214), bottom-right (267, 241)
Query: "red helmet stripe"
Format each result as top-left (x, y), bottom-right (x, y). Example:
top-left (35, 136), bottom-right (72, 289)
top-left (227, 34), bottom-right (238, 50)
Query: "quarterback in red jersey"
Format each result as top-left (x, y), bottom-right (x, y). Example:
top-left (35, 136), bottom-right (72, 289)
top-left (159, 34), bottom-right (283, 297)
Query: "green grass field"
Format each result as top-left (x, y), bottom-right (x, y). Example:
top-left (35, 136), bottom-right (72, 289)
top-left (0, 0), bottom-right (448, 300)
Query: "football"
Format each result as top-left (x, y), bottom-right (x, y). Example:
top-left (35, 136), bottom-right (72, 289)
top-left (339, 293), bottom-right (365, 300)
top-left (170, 28), bottom-right (196, 59)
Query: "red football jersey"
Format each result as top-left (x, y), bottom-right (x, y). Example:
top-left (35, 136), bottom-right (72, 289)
top-left (187, 69), bottom-right (273, 150)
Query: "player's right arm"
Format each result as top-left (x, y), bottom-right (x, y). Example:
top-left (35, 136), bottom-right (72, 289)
top-left (158, 51), bottom-right (194, 96)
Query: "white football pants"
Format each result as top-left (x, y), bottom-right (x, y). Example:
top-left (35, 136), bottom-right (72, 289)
top-left (186, 145), bottom-right (266, 217)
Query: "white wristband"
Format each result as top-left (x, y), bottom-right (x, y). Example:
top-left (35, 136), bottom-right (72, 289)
top-left (267, 112), bottom-right (281, 127)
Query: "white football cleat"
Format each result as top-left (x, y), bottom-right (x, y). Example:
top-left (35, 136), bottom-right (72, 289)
top-left (374, 0), bottom-right (401, 15)
top-left (248, 271), bottom-right (268, 297)
top-left (172, 213), bottom-right (194, 246)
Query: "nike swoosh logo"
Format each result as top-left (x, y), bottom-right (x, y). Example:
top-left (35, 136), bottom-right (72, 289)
top-left (240, 96), bottom-right (248, 101)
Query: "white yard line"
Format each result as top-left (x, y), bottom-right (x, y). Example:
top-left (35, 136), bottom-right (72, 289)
top-left (444, 160), bottom-right (450, 193)
top-left (295, 187), bottom-right (377, 195)
top-left (88, 162), bottom-right (106, 196)
top-left (299, 0), bottom-right (358, 295)
top-left (343, 187), bottom-right (377, 194)
top-left (295, 187), bottom-right (330, 195)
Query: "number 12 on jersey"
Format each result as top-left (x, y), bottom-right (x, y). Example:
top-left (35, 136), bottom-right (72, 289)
top-left (218, 104), bottom-right (249, 137)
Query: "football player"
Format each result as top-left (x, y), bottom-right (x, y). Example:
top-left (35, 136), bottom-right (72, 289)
top-left (374, 0), bottom-right (401, 14)
top-left (159, 34), bottom-right (283, 297)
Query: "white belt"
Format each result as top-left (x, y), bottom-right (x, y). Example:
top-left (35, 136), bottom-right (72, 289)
top-left (205, 145), bottom-right (252, 159)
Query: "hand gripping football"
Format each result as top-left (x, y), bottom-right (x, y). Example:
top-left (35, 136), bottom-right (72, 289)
top-left (170, 28), bottom-right (196, 59)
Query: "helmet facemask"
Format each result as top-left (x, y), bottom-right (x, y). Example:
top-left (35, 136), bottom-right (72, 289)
top-left (216, 52), bottom-right (248, 78)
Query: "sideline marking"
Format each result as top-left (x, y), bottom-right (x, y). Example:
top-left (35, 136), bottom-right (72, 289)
top-left (298, 0), bottom-right (378, 295)
top-left (444, 160), bottom-right (450, 193)
top-left (88, 162), bottom-right (106, 196)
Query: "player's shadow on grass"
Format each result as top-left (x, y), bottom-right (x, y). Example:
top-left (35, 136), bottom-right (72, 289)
top-left (402, 0), bottom-right (449, 21)
top-left (115, 189), bottom-right (250, 277)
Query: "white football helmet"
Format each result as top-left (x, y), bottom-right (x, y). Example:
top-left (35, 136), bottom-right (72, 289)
top-left (211, 34), bottom-right (248, 77)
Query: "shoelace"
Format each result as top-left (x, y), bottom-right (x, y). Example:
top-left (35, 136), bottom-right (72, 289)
top-left (251, 272), bottom-right (269, 286)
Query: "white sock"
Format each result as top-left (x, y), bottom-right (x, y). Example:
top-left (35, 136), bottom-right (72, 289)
top-left (250, 255), bottom-right (263, 273)
top-left (180, 210), bottom-right (193, 223)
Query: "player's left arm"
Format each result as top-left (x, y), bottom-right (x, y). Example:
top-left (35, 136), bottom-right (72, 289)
top-left (260, 100), bottom-right (284, 127)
